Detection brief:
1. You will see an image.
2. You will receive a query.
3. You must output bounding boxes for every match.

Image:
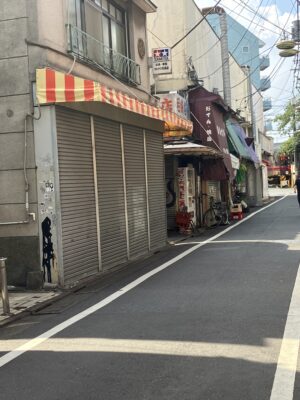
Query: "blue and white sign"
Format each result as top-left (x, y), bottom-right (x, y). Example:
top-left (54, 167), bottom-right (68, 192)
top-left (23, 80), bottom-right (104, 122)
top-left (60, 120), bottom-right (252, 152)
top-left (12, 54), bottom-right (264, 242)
top-left (152, 47), bottom-right (172, 75)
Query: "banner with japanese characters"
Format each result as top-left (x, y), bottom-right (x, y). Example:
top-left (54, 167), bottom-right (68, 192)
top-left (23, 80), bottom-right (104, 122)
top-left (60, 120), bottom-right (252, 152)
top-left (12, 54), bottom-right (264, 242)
top-left (189, 87), bottom-right (234, 179)
top-left (157, 93), bottom-right (189, 119)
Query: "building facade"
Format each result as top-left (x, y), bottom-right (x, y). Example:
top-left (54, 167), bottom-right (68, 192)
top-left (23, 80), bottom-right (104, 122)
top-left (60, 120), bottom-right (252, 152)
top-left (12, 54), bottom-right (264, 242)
top-left (0, 0), bottom-right (189, 288)
top-left (147, 0), bottom-right (263, 229)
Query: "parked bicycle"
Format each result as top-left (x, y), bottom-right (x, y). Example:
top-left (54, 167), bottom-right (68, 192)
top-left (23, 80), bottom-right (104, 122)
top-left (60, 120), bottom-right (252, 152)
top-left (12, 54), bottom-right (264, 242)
top-left (202, 194), bottom-right (229, 228)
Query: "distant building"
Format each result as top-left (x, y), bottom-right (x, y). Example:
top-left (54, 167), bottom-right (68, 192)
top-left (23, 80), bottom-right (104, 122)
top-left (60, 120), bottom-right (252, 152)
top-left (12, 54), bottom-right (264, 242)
top-left (205, 11), bottom-right (269, 91)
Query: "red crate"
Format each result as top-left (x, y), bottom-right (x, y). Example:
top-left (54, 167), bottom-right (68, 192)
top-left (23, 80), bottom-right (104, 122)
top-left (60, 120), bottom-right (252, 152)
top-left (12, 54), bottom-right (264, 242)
top-left (230, 211), bottom-right (243, 220)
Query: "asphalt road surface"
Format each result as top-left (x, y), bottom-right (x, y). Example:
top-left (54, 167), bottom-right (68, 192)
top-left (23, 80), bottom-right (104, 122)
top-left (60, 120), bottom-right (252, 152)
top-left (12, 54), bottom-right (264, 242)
top-left (1, 193), bottom-right (300, 400)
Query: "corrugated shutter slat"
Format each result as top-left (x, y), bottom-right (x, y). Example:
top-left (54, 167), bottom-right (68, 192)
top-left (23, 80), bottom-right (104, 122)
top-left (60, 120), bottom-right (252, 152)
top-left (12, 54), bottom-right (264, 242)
top-left (123, 125), bottom-right (149, 259)
top-left (56, 107), bottom-right (99, 284)
top-left (94, 117), bottom-right (128, 270)
top-left (146, 130), bottom-right (166, 250)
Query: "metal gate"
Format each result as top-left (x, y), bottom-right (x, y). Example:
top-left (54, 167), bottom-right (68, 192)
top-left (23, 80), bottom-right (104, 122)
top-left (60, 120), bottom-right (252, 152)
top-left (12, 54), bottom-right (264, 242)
top-left (145, 130), bottom-right (166, 250)
top-left (55, 108), bottom-right (166, 285)
top-left (56, 107), bottom-right (99, 284)
top-left (123, 125), bottom-right (149, 259)
top-left (94, 117), bottom-right (128, 270)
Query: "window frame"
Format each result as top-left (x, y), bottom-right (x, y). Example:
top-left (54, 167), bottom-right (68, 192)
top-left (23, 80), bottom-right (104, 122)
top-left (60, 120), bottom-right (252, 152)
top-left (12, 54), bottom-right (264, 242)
top-left (87, 0), bottom-right (129, 57)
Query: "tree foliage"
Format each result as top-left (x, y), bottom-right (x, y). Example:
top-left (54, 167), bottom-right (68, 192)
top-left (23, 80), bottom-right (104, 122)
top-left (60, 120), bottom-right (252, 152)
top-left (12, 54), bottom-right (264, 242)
top-left (279, 134), bottom-right (298, 155)
top-left (274, 102), bottom-right (299, 136)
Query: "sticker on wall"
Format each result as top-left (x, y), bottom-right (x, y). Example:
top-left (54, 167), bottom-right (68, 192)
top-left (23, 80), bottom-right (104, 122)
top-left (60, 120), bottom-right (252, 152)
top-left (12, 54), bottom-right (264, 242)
top-left (42, 217), bottom-right (54, 283)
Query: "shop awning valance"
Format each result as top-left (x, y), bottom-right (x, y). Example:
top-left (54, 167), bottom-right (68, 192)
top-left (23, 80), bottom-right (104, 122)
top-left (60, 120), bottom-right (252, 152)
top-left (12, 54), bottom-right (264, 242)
top-left (226, 121), bottom-right (252, 160)
top-left (164, 142), bottom-right (223, 157)
top-left (226, 120), bottom-right (260, 166)
top-left (36, 68), bottom-right (193, 134)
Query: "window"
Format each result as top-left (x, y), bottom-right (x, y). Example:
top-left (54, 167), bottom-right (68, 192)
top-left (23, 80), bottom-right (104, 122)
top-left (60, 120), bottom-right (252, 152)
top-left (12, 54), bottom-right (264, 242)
top-left (69, 0), bottom-right (84, 30)
top-left (69, 0), bottom-right (136, 83)
top-left (242, 46), bottom-right (249, 53)
top-left (68, 0), bottom-right (85, 54)
top-left (89, 0), bottom-right (126, 56)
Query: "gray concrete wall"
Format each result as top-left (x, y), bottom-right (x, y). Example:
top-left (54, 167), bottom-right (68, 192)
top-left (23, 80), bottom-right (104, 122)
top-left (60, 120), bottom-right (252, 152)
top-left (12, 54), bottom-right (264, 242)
top-left (34, 106), bottom-right (62, 286)
top-left (0, 0), bottom-right (40, 287)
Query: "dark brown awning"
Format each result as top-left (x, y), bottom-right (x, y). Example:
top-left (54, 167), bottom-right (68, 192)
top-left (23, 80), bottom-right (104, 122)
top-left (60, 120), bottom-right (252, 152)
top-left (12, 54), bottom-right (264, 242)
top-left (189, 87), bottom-right (234, 180)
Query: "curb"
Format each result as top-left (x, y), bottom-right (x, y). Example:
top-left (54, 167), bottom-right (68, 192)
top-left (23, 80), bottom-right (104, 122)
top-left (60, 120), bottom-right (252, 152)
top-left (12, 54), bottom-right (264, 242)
top-left (0, 290), bottom-right (70, 328)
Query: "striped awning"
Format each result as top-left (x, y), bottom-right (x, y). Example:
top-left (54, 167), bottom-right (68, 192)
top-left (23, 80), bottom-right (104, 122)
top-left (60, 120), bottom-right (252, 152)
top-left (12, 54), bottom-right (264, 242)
top-left (36, 68), bottom-right (193, 133)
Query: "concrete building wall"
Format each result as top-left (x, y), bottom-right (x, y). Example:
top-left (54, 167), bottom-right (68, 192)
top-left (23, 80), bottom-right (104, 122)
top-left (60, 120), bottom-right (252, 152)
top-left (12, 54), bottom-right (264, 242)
top-left (253, 89), bottom-right (265, 134)
top-left (147, 0), bottom-right (188, 92)
top-left (129, 3), bottom-right (151, 91)
top-left (0, 0), bottom-right (40, 286)
top-left (186, 2), bottom-right (224, 94)
top-left (230, 59), bottom-right (251, 123)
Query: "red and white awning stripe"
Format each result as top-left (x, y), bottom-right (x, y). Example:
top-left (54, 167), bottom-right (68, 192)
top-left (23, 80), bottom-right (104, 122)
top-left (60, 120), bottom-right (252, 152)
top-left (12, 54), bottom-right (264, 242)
top-left (36, 68), bottom-right (193, 133)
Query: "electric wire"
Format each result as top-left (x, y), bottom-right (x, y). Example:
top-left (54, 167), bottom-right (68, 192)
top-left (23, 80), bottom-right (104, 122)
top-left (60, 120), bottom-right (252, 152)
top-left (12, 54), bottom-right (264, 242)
top-left (233, 0), bottom-right (296, 102)
top-left (221, 0), bottom-right (294, 37)
top-left (170, 0), bottom-right (222, 49)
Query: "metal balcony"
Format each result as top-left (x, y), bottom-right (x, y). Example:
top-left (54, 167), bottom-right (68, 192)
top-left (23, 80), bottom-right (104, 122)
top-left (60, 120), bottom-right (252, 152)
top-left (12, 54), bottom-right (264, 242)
top-left (67, 25), bottom-right (141, 86)
top-left (259, 55), bottom-right (270, 71)
top-left (260, 77), bottom-right (271, 91)
top-left (264, 120), bottom-right (273, 131)
top-left (263, 98), bottom-right (272, 111)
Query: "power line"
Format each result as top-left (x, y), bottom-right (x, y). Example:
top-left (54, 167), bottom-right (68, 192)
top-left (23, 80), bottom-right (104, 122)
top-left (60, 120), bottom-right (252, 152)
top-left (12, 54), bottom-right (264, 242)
top-left (237, 0), bottom-right (294, 36)
top-left (170, 0), bottom-right (223, 49)
top-left (234, 0), bottom-right (297, 102)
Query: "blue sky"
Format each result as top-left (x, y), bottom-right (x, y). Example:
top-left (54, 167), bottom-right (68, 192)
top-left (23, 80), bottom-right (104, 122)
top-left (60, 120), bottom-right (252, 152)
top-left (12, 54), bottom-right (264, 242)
top-left (276, 0), bottom-right (297, 14)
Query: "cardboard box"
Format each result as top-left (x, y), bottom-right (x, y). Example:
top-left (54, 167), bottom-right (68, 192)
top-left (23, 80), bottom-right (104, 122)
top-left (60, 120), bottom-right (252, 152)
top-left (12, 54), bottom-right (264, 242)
top-left (230, 203), bottom-right (242, 213)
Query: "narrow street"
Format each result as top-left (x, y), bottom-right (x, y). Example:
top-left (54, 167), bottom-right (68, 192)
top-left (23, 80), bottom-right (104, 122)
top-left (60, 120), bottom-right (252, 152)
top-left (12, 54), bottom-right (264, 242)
top-left (0, 192), bottom-right (300, 400)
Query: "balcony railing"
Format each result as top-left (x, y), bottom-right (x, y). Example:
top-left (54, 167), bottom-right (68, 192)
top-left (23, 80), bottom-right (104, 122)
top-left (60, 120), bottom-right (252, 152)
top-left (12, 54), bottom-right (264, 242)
top-left (67, 24), bottom-right (141, 86)
top-left (264, 121), bottom-right (273, 131)
top-left (260, 77), bottom-right (271, 91)
top-left (263, 98), bottom-right (272, 111)
top-left (259, 55), bottom-right (270, 71)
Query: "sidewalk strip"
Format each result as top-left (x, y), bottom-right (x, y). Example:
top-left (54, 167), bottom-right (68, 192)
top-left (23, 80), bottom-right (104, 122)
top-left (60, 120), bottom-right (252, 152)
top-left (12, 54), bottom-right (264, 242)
top-left (0, 195), bottom-right (288, 368)
top-left (270, 259), bottom-right (300, 400)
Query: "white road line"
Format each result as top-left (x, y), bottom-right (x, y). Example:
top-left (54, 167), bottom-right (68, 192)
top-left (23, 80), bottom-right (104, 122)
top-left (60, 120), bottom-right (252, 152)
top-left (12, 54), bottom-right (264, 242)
top-left (0, 195), bottom-right (288, 368)
top-left (270, 260), bottom-right (300, 400)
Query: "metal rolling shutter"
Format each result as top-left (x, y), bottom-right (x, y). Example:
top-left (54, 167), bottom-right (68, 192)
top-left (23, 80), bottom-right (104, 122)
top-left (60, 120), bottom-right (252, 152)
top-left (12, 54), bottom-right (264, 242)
top-left (146, 130), bottom-right (166, 250)
top-left (123, 125), bottom-right (149, 259)
top-left (94, 117), bottom-right (128, 270)
top-left (56, 107), bottom-right (99, 284)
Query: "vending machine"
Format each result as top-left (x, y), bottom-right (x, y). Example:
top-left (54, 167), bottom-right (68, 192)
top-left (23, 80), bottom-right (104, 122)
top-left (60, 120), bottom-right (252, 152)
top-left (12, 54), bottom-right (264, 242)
top-left (176, 166), bottom-right (196, 224)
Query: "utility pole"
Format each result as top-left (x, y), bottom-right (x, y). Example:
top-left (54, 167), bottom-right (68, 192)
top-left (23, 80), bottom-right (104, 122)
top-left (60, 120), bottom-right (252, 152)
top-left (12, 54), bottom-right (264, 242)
top-left (242, 67), bottom-right (263, 205)
top-left (218, 8), bottom-right (231, 107)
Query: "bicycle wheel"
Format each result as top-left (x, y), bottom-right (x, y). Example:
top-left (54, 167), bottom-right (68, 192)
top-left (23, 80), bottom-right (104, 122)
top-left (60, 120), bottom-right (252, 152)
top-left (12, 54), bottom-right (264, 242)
top-left (203, 209), bottom-right (219, 228)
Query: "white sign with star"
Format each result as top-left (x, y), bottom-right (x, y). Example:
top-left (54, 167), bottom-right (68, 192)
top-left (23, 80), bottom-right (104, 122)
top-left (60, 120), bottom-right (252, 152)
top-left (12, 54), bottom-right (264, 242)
top-left (152, 47), bottom-right (172, 75)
